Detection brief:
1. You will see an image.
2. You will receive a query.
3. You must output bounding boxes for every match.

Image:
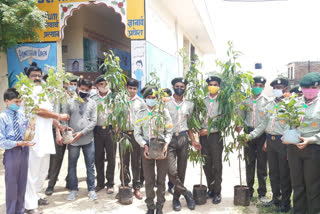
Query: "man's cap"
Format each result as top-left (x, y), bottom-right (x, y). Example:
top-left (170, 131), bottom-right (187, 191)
top-left (143, 86), bottom-right (158, 98)
top-left (171, 77), bottom-right (188, 86)
top-left (67, 74), bottom-right (79, 82)
top-left (206, 75), bottom-right (222, 84)
top-left (270, 77), bottom-right (289, 87)
top-left (300, 72), bottom-right (320, 87)
top-left (253, 76), bottom-right (267, 84)
top-left (290, 85), bottom-right (302, 93)
top-left (94, 75), bottom-right (106, 85)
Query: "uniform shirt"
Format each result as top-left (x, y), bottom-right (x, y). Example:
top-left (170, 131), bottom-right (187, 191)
top-left (166, 98), bottom-right (194, 133)
top-left (0, 108), bottom-right (28, 150)
top-left (240, 95), bottom-right (270, 128)
top-left (67, 97), bottom-right (97, 146)
top-left (128, 95), bottom-right (145, 130)
top-left (249, 99), bottom-right (290, 139)
top-left (298, 97), bottom-right (320, 144)
top-left (91, 92), bottom-right (111, 127)
top-left (201, 95), bottom-right (221, 133)
top-left (134, 107), bottom-right (173, 147)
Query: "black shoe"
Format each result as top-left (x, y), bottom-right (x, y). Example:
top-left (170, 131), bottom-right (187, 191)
top-left (146, 209), bottom-right (154, 214)
top-left (212, 194), bottom-right (221, 204)
top-left (276, 205), bottom-right (291, 213)
top-left (184, 191), bottom-right (196, 210)
top-left (45, 187), bottom-right (54, 196)
top-left (38, 198), bottom-right (49, 206)
top-left (263, 199), bottom-right (280, 207)
top-left (207, 190), bottom-right (214, 198)
top-left (156, 208), bottom-right (163, 214)
top-left (168, 187), bottom-right (174, 195)
top-left (172, 199), bottom-right (181, 211)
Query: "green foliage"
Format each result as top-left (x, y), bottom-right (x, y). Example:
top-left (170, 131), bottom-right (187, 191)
top-left (214, 41), bottom-right (253, 163)
top-left (0, 0), bottom-right (46, 51)
top-left (273, 93), bottom-right (306, 129)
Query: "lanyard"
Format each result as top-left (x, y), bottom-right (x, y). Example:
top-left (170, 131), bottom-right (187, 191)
top-left (205, 94), bottom-right (218, 125)
top-left (172, 98), bottom-right (185, 133)
top-left (251, 95), bottom-right (263, 128)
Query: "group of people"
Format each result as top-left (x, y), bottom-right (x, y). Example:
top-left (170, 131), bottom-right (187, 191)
top-left (0, 61), bottom-right (319, 214)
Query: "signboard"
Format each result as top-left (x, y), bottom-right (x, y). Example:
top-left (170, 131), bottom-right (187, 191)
top-left (7, 42), bottom-right (57, 87)
top-left (131, 40), bottom-right (146, 97)
top-left (36, 0), bottom-right (145, 42)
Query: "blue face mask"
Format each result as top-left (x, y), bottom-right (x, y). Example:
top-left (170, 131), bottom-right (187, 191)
top-left (145, 99), bottom-right (157, 107)
top-left (9, 103), bottom-right (20, 111)
top-left (69, 85), bottom-right (77, 93)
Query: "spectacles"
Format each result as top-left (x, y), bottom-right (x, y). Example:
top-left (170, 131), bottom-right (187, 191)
top-left (29, 74), bottom-right (42, 78)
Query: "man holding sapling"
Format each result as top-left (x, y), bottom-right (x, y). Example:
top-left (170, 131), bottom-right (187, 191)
top-left (66, 78), bottom-right (97, 201)
top-left (166, 78), bottom-right (200, 211)
top-left (117, 78), bottom-right (145, 199)
top-left (236, 76), bottom-right (270, 203)
top-left (134, 86), bottom-right (173, 214)
top-left (91, 75), bottom-right (117, 194)
top-left (244, 77), bottom-right (292, 213)
top-left (24, 63), bottom-right (70, 214)
top-left (199, 75), bottom-right (224, 204)
top-left (283, 72), bottom-right (320, 214)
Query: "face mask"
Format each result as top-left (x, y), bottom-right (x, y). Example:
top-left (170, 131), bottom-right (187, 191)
top-left (9, 103), bottom-right (20, 111)
top-left (146, 99), bottom-right (157, 107)
top-left (252, 87), bottom-right (263, 95)
top-left (302, 88), bottom-right (320, 100)
top-left (79, 90), bottom-right (89, 99)
top-left (208, 86), bottom-right (219, 94)
top-left (90, 89), bottom-right (97, 96)
top-left (69, 85), bottom-right (77, 93)
top-left (98, 86), bottom-right (109, 93)
top-left (174, 88), bottom-right (185, 96)
top-left (272, 89), bottom-right (283, 98)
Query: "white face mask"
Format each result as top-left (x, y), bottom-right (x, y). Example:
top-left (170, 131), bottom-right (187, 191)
top-left (272, 89), bottom-right (283, 98)
top-left (98, 86), bottom-right (109, 93)
top-left (90, 89), bottom-right (97, 96)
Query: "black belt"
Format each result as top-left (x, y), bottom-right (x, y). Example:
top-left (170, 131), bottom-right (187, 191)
top-left (173, 130), bottom-right (188, 137)
top-left (267, 134), bottom-right (282, 141)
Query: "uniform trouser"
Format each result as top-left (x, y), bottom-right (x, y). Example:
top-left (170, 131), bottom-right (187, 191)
top-left (168, 134), bottom-right (189, 200)
top-left (119, 133), bottom-right (142, 190)
top-left (244, 128), bottom-right (267, 197)
top-left (200, 132), bottom-right (223, 195)
top-left (267, 138), bottom-right (291, 207)
top-left (288, 144), bottom-right (320, 214)
top-left (3, 147), bottom-right (29, 214)
top-left (48, 142), bottom-right (67, 188)
top-left (25, 149), bottom-right (50, 210)
top-left (141, 148), bottom-right (168, 210)
top-left (94, 126), bottom-right (116, 188)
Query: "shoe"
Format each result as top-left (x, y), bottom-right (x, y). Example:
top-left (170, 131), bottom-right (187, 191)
top-left (146, 209), bottom-right (154, 214)
top-left (25, 208), bottom-right (43, 214)
top-left (168, 187), bottom-right (174, 195)
top-left (212, 194), bottom-right (221, 204)
top-left (259, 195), bottom-right (269, 204)
top-left (106, 187), bottom-right (114, 194)
top-left (134, 189), bottom-right (143, 200)
top-left (184, 191), bottom-right (196, 210)
top-left (67, 190), bottom-right (78, 201)
top-left (95, 186), bottom-right (104, 192)
top-left (276, 205), bottom-right (291, 213)
top-left (172, 199), bottom-right (181, 211)
top-left (45, 186), bottom-right (54, 196)
top-left (38, 198), bottom-right (49, 206)
top-left (88, 191), bottom-right (98, 200)
top-left (207, 190), bottom-right (214, 198)
top-left (263, 199), bottom-right (280, 207)
top-left (156, 208), bottom-right (163, 214)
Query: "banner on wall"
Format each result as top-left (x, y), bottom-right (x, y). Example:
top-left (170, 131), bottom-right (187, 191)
top-left (7, 42), bottom-right (57, 87)
top-left (36, 0), bottom-right (145, 41)
top-left (131, 40), bottom-right (146, 97)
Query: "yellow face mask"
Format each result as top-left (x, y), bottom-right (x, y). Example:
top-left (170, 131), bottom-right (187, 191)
top-left (208, 86), bottom-right (219, 94)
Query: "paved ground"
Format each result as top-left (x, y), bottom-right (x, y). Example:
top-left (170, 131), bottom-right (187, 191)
top-left (0, 142), bottom-right (260, 214)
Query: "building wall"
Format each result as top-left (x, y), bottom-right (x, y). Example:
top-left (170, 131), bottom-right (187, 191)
top-left (288, 61), bottom-right (320, 86)
top-left (0, 52), bottom-right (8, 111)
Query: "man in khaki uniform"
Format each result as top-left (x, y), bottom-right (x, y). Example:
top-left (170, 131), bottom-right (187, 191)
top-left (237, 76), bottom-right (270, 202)
top-left (285, 72), bottom-right (320, 214)
top-left (247, 78), bottom-right (292, 213)
top-left (166, 78), bottom-right (200, 211)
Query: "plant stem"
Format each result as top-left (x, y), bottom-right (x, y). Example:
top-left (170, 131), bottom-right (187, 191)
top-left (239, 146), bottom-right (242, 186)
top-left (120, 141), bottom-right (125, 187)
top-left (200, 150), bottom-right (202, 187)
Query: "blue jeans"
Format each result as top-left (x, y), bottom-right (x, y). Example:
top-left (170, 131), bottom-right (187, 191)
top-left (68, 141), bottom-right (95, 191)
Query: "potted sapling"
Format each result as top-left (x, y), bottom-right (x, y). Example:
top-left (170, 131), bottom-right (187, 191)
top-left (100, 51), bottom-right (133, 205)
top-left (275, 93), bottom-right (306, 144)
